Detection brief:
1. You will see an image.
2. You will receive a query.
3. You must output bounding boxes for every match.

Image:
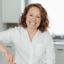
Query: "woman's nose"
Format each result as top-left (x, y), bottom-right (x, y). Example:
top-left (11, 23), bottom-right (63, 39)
top-left (32, 16), bottom-right (36, 21)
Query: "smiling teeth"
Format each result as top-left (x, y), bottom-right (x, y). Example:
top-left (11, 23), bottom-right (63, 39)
top-left (30, 22), bottom-right (36, 25)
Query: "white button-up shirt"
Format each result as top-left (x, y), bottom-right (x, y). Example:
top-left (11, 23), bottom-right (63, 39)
top-left (0, 26), bottom-right (55, 64)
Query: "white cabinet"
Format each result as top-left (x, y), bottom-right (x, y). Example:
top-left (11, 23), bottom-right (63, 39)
top-left (2, 0), bottom-right (21, 23)
top-left (56, 57), bottom-right (64, 64)
top-left (54, 44), bottom-right (64, 64)
top-left (0, 43), bottom-right (15, 64)
top-left (0, 52), bottom-right (2, 64)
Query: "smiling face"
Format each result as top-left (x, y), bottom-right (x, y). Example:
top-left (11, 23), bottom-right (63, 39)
top-left (26, 6), bottom-right (41, 30)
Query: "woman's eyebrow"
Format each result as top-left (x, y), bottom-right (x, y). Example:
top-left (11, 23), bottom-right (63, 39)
top-left (29, 12), bottom-right (40, 15)
top-left (29, 12), bottom-right (33, 14)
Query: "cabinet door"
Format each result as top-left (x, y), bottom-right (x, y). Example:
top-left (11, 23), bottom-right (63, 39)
top-left (56, 57), bottom-right (64, 64)
top-left (2, 0), bottom-right (21, 23)
top-left (8, 50), bottom-right (15, 55)
top-left (0, 52), bottom-right (2, 64)
top-left (54, 45), bottom-right (64, 64)
top-left (0, 52), bottom-right (7, 64)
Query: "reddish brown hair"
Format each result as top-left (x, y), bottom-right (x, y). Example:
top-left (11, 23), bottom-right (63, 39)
top-left (19, 3), bottom-right (49, 32)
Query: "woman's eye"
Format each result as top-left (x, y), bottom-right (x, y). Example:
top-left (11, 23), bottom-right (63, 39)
top-left (30, 15), bottom-right (32, 16)
top-left (37, 16), bottom-right (40, 18)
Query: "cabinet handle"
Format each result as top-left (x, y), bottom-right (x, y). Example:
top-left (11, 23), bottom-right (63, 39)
top-left (6, 46), bottom-right (12, 48)
top-left (57, 49), bottom-right (63, 51)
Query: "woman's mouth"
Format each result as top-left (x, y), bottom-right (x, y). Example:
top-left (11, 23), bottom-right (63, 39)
top-left (30, 22), bottom-right (36, 25)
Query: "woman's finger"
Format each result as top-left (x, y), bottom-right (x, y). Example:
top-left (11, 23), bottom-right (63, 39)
top-left (5, 54), bottom-right (8, 62)
top-left (7, 57), bottom-right (10, 63)
top-left (13, 55), bottom-right (15, 64)
top-left (9, 55), bottom-right (12, 64)
top-left (5, 55), bottom-right (10, 63)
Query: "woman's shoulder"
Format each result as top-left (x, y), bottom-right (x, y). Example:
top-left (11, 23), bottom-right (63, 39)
top-left (4, 26), bottom-right (22, 33)
top-left (7, 26), bottom-right (20, 31)
top-left (40, 30), bottom-right (52, 41)
top-left (9, 26), bottom-right (23, 31)
top-left (41, 30), bottom-right (51, 35)
top-left (40, 30), bottom-right (51, 38)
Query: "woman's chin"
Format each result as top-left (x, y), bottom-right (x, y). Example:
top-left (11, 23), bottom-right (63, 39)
top-left (27, 24), bottom-right (37, 29)
top-left (29, 26), bottom-right (37, 30)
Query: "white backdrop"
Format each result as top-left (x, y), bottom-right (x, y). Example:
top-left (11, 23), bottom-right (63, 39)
top-left (31, 0), bottom-right (64, 35)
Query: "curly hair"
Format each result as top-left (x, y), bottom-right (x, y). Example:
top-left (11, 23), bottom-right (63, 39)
top-left (19, 3), bottom-right (49, 32)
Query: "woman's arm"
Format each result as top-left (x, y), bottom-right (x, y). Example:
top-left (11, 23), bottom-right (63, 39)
top-left (0, 42), bottom-right (15, 64)
top-left (0, 42), bottom-right (7, 53)
top-left (0, 27), bottom-right (16, 64)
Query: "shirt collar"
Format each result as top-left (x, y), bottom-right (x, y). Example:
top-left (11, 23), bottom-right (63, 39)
top-left (20, 26), bottom-right (41, 37)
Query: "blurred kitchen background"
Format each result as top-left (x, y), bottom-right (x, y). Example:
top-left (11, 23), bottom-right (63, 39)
top-left (0, 0), bottom-right (64, 64)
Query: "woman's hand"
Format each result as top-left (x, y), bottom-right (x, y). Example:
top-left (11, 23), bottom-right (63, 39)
top-left (12, 55), bottom-right (15, 64)
top-left (4, 50), bottom-right (15, 64)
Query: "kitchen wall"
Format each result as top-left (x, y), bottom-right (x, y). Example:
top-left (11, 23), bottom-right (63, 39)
top-left (0, 0), bottom-right (20, 31)
top-left (0, 0), bottom-right (7, 31)
top-left (0, 0), bottom-right (30, 31)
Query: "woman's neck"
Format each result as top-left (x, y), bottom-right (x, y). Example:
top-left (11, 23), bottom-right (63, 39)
top-left (26, 27), bottom-right (38, 34)
top-left (26, 27), bottom-right (38, 42)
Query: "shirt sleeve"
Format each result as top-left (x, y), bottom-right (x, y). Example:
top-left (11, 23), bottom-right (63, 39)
top-left (44, 32), bottom-right (55, 64)
top-left (0, 28), bottom-right (15, 43)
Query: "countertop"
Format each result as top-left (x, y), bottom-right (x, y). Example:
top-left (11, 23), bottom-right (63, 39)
top-left (53, 39), bottom-right (64, 45)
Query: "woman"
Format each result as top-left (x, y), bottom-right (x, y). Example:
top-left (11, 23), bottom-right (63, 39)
top-left (0, 3), bottom-right (55, 64)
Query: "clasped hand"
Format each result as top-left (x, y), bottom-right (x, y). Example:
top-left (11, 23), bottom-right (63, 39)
top-left (3, 50), bottom-right (15, 64)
